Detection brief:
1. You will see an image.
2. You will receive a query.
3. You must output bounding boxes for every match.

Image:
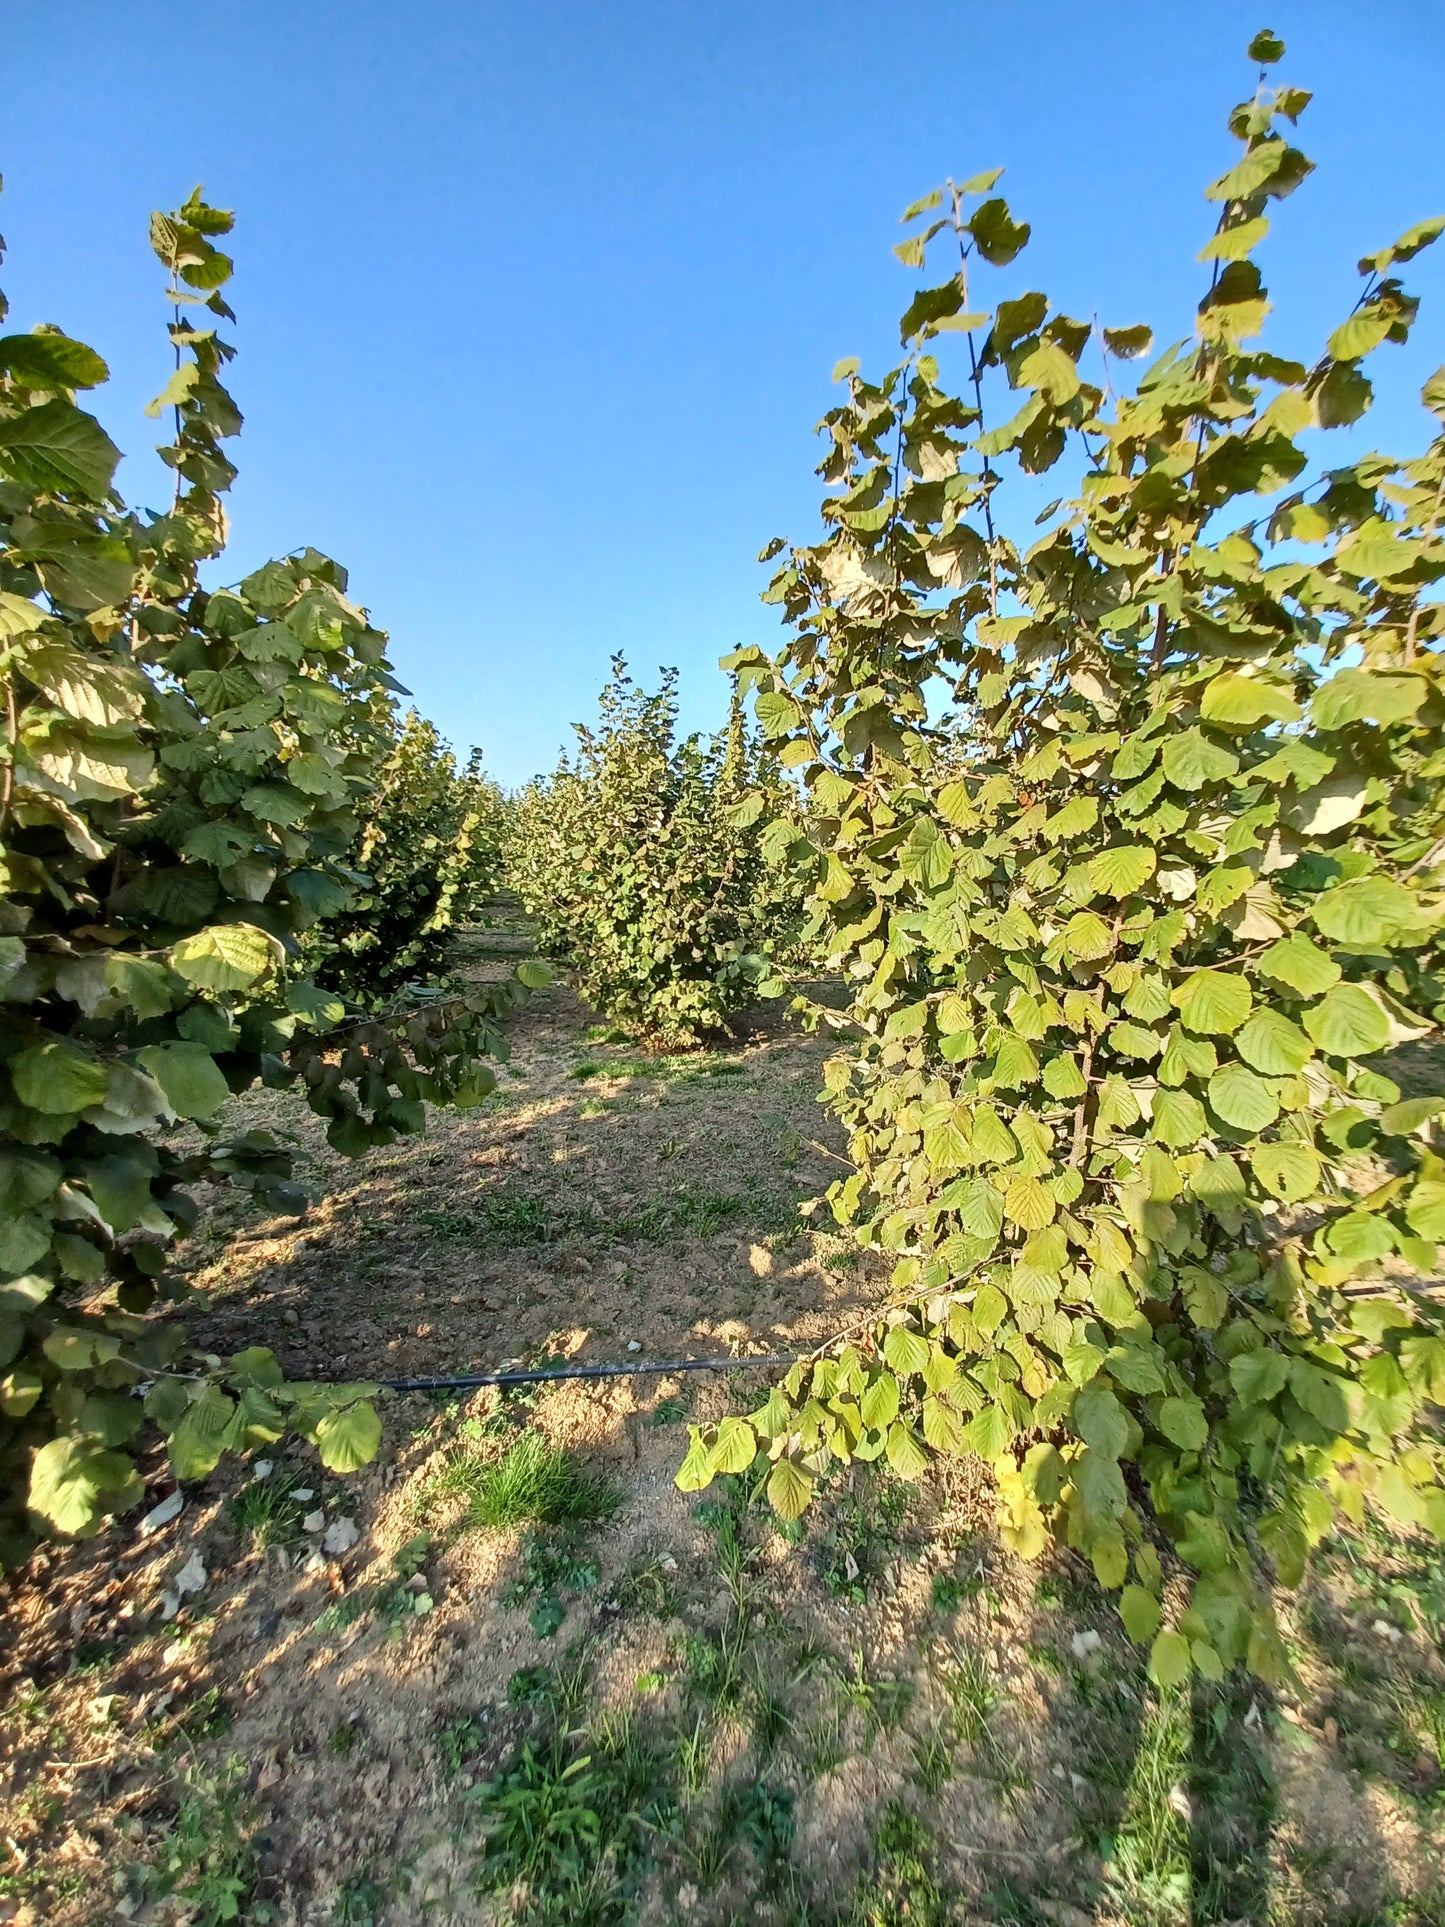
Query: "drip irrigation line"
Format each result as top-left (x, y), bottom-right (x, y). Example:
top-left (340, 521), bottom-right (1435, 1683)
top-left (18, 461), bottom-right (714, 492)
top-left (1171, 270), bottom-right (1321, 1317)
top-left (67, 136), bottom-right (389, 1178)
top-left (357, 1353), bottom-right (803, 1395)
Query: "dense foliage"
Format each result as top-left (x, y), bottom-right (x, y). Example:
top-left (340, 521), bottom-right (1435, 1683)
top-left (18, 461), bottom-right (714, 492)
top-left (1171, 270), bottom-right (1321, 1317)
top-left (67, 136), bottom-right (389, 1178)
top-left (307, 708), bottom-right (509, 1006)
top-left (682, 35), bottom-right (1445, 1686)
top-left (0, 190), bottom-right (525, 1554)
top-left (509, 657), bottom-right (803, 1047)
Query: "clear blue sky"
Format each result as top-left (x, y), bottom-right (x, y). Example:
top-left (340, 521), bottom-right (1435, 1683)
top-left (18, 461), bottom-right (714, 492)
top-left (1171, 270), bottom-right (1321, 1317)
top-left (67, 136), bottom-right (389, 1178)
top-left (7, 2), bottom-right (1443, 785)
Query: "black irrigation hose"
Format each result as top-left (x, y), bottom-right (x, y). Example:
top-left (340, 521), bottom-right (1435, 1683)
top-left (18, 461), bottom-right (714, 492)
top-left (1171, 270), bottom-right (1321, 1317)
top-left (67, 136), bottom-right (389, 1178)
top-left (372, 1354), bottom-right (801, 1394)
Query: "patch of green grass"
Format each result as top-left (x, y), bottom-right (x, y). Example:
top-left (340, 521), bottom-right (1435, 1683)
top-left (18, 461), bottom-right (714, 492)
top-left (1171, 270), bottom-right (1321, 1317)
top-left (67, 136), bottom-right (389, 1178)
top-left (616, 1553), bottom-right (679, 1618)
top-left (838, 1650), bottom-right (914, 1738)
top-left (475, 1188), bottom-right (556, 1245)
top-left (679, 1623), bottom-right (749, 1716)
top-left (469, 1712), bottom-right (674, 1923)
top-left (935, 1639), bottom-right (996, 1745)
top-left (929, 1570), bottom-right (981, 1616)
top-left (1098, 1688), bottom-right (1192, 1924)
top-left (227, 1465), bottom-right (308, 1549)
top-left (132, 1758), bottom-right (269, 1927)
top-left (912, 1723), bottom-right (956, 1797)
top-left (420, 1429), bottom-right (616, 1532)
top-left (843, 1804), bottom-right (950, 1927)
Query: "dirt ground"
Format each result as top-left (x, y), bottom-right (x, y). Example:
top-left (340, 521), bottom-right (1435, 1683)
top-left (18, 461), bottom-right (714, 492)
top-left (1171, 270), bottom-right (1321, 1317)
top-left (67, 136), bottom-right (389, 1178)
top-left (1, 912), bottom-right (1443, 1926)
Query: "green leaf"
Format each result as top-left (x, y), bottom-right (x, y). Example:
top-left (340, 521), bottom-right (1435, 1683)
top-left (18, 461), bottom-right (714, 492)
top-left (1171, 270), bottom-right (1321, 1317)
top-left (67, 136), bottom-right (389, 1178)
top-left (1311, 876), bottom-right (1419, 946)
top-left (28, 1436), bottom-right (141, 1536)
top-left (1379, 1096), bottom-right (1445, 1136)
top-left (1173, 970), bottom-right (1252, 1036)
top-left (1158, 1396), bottom-right (1209, 1451)
top-left (1152, 1088), bottom-right (1208, 1147)
top-left (1200, 672), bottom-right (1300, 728)
top-left (1327, 309), bottom-right (1394, 362)
top-left (1311, 668), bottom-right (1427, 728)
top-left (315, 1401), bottom-right (382, 1472)
top-left (1229, 1349), bottom-right (1288, 1403)
top-left (1161, 729), bottom-right (1239, 791)
top-left (1073, 1383), bottom-right (1128, 1459)
top-left (1205, 138), bottom-right (1287, 202)
top-left (885, 1421), bottom-right (929, 1480)
top-left (967, 198), bottom-right (1031, 265)
top-left (1208, 1063), bottom-right (1280, 1133)
top-left (136, 1042), bottom-right (231, 1119)
top-left (767, 1457), bottom-right (813, 1521)
top-left (0, 331), bottom-right (109, 391)
top-left (1003, 1175), bottom-right (1056, 1230)
top-left (1149, 1630), bottom-right (1192, 1687)
top-left (169, 923), bottom-right (277, 992)
top-left (1248, 28), bottom-right (1285, 62)
top-left (1234, 1010), bottom-right (1312, 1076)
top-left (1251, 1142), bottom-right (1320, 1202)
top-left (1302, 983), bottom-right (1390, 1057)
top-left (168, 1386), bottom-right (239, 1480)
top-left (860, 1373), bottom-right (901, 1432)
top-left (1120, 1584), bottom-right (1163, 1642)
top-left (883, 1325), bottom-right (930, 1376)
top-left (1258, 934), bottom-right (1339, 996)
top-left (1198, 216), bottom-right (1270, 263)
top-left (1089, 845), bottom-right (1157, 898)
top-left (9, 1040), bottom-right (110, 1115)
top-left (1103, 323), bottom-right (1153, 359)
top-left (675, 1427), bottom-right (715, 1492)
top-left (0, 398), bottom-right (121, 498)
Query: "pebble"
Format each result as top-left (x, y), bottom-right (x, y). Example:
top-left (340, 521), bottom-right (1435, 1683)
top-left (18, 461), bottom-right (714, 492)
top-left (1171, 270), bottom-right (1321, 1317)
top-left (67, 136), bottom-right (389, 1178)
top-left (302, 1509), bottom-right (326, 1534)
top-left (627, 1340), bottom-right (642, 1353)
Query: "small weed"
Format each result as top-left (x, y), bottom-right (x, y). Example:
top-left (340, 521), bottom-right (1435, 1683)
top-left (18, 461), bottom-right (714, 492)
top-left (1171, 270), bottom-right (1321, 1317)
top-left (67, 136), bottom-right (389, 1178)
top-left (616, 1554), bottom-right (679, 1618)
top-left (329, 1717), bottom-right (361, 1758)
top-left (174, 1685), bottom-right (231, 1744)
top-left (844, 1803), bottom-right (949, 1927)
top-left (680, 1624), bottom-right (749, 1715)
top-left (936, 1639), bottom-right (996, 1745)
top-left (838, 1650), bottom-right (914, 1738)
top-left (136, 1757), bottom-right (270, 1927)
top-left (473, 1738), bottom-right (608, 1893)
top-left (929, 1570), bottom-right (980, 1616)
top-left (501, 1526), bottom-right (601, 1637)
top-left (69, 1637), bottom-right (117, 1675)
top-left (746, 1660), bottom-right (793, 1753)
top-left (650, 1396), bottom-right (688, 1426)
top-left (797, 1704), bottom-right (849, 1782)
top-left (437, 1713), bottom-right (488, 1778)
top-left (471, 1712), bottom-right (669, 1923)
top-left (314, 1534), bottom-right (433, 1641)
top-left (677, 1713), bottom-right (711, 1801)
top-left (912, 1723), bottom-right (956, 1796)
top-left (817, 1474), bottom-right (914, 1603)
top-left (335, 1872), bottom-right (388, 1925)
top-left (228, 1464), bottom-right (307, 1549)
top-left (475, 1187), bottom-right (556, 1245)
